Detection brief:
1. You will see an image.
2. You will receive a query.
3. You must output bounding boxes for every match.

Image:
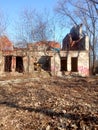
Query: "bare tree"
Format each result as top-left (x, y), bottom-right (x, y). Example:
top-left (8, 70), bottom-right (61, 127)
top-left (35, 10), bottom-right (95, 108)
top-left (0, 10), bottom-right (8, 36)
top-left (88, 0), bottom-right (98, 15)
top-left (15, 8), bottom-right (36, 47)
top-left (56, 0), bottom-right (98, 74)
top-left (32, 11), bottom-right (53, 42)
top-left (89, 0), bottom-right (98, 4)
top-left (15, 8), bottom-right (55, 47)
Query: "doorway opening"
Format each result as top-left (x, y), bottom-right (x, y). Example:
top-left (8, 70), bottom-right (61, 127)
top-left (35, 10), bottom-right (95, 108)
top-left (16, 56), bottom-right (24, 73)
top-left (61, 57), bottom-right (67, 71)
top-left (71, 57), bottom-right (78, 72)
top-left (4, 56), bottom-right (12, 72)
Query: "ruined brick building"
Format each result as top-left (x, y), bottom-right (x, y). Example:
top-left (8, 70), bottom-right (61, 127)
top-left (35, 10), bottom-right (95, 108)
top-left (0, 25), bottom-right (90, 77)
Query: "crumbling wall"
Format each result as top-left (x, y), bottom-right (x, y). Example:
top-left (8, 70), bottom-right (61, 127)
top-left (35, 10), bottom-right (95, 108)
top-left (0, 35), bottom-right (90, 77)
top-left (59, 50), bottom-right (90, 77)
top-left (61, 25), bottom-right (90, 77)
top-left (78, 52), bottom-right (89, 76)
top-left (51, 52), bottom-right (61, 76)
top-left (62, 24), bottom-right (87, 51)
top-left (0, 51), bottom-right (4, 73)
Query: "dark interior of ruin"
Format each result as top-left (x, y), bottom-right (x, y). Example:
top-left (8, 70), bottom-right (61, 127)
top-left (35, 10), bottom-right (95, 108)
top-left (16, 56), bottom-right (24, 73)
top-left (4, 56), bottom-right (12, 72)
top-left (38, 56), bottom-right (51, 71)
top-left (61, 57), bottom-right (67, 71)
top-left (71, 57), bottom-right (78, 72)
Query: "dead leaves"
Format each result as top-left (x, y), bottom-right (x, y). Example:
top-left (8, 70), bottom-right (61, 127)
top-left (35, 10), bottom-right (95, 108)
top-left (0, 76), bottom-right (98, 130)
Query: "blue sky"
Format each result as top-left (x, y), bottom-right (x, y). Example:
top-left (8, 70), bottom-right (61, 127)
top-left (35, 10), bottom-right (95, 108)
top-left (0, 0), bottom-right (58, 42)
top-left (0, 0), bottom-right (57, 13)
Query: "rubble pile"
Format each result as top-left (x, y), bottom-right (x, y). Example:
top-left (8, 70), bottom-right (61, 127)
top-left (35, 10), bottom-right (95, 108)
top-left (0, 75), bottom-right (98, 130)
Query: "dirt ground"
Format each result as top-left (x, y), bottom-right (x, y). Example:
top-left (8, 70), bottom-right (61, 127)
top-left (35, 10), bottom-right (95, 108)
top-left (0, 73), bottom-right (98, 130)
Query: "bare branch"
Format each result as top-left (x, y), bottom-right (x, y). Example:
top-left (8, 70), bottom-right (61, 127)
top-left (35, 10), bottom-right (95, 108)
top-left (89, 0), bottom-right (98, 4)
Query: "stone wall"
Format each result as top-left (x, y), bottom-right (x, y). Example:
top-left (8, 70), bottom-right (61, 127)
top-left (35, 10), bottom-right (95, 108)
top-left (0, 36), bottom-right (90, 77)
top-left (59, 51), bottom-right (90, 77)
top-left (0, 50), bottom-right (90, 77)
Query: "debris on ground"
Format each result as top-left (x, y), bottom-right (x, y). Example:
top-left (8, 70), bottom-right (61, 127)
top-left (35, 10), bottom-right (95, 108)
top-left (0, 75), bottom-right (98, 130)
